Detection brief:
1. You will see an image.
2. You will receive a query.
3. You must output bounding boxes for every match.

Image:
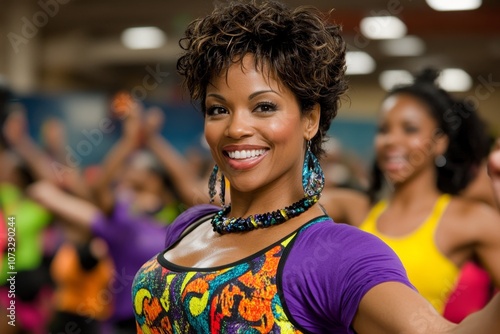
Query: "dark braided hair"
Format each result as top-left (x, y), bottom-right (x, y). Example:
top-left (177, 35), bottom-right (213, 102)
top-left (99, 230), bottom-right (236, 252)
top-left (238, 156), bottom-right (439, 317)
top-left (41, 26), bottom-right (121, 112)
top-left (176, 0), bottom-right (347, 157)
top-left (368, 68), bottom-right (492, 202)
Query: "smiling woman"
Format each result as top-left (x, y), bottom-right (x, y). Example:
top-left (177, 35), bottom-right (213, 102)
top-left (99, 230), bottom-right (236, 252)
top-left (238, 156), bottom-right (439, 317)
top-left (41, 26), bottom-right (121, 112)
top-left (322, 67), bottom-right (500, 323)
top-left (131, 1), bottom-right (500, 333)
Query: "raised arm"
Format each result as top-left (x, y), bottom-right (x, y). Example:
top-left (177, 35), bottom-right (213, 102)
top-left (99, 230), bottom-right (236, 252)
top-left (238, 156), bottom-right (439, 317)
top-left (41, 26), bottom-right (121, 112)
top-left (91, 92), bottom-right (142, 214)
top-left (144, 106), bottom-right (209, 207)
top-left (2, 104), bottom-right (59, 184)
top-left (27, 179), bottom-right (98, 238)
top-left (465, 140), bottom-right (500, 289)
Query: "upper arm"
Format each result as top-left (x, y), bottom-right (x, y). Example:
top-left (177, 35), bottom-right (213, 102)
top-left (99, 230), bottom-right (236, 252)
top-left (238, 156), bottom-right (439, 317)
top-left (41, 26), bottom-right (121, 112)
top-left (27, 180), bottom-right (98, 232)
top-left (461, 161), bottom-right (497, 208)
top-left (353, 282), bottom-right (455, 334)
top-left (468, 203), bottom-right (500, 287)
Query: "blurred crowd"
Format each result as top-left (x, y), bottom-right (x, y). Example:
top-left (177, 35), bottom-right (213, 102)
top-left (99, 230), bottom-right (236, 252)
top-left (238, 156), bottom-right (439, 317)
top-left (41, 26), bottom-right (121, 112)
top-left (0, 88), bottom-right (214, 334)
top-left (0, 73), bottom-right (499, 334)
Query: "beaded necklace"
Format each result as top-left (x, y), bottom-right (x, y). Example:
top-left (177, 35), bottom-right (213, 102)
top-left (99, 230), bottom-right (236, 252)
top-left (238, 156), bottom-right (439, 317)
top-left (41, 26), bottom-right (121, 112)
top-left (211, 194), bottom-right (320, 234)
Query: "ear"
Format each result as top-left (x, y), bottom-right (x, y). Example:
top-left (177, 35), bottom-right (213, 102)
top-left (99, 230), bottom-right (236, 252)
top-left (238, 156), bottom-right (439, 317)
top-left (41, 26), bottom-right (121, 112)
top-left (303, 104), bottom-right (321, 140)
top-left (434, 130), bottom-right (449, 156)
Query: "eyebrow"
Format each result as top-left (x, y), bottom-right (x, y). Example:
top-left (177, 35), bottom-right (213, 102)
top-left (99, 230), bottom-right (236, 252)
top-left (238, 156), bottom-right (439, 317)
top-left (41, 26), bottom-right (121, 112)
top-left (249, 90), bottom-right (277, 100)
top-left (206, 90), bottom-right (279, 101)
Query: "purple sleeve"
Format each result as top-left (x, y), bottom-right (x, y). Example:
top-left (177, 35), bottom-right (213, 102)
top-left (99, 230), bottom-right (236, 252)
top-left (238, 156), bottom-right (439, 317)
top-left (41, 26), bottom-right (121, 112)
top-left (164, 204), bottom-right (220, 248)
top-left (91, 199), bottom-right (132, 241)
top-left (281, 220), bottom-right (414, 333)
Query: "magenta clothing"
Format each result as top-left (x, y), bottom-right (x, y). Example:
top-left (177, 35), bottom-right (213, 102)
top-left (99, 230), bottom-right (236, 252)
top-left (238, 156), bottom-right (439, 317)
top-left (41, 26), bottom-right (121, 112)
top-left (92, 199), bottom-right (168, 322)
top-left (153, 204), bottom-right (414, 333)
top-left (443, 262), bottom-right (494, 323)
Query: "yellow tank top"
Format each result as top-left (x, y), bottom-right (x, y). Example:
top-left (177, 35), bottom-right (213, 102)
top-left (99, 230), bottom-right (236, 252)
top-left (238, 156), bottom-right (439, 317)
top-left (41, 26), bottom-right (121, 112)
top-left (359, 194), bottom-right (459, 314)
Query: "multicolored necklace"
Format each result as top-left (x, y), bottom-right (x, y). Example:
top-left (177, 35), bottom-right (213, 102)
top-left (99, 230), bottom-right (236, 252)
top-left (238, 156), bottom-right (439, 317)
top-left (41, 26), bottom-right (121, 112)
top-left (211, 194), bottom-right (320, 234)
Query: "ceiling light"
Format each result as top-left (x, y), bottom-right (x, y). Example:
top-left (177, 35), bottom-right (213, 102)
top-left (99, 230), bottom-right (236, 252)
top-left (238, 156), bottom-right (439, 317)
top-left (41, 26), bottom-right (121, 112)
top-left (360, 16), bottom-right (407, 40)
top-left (426, 0), bottom-right (482, 11)
top-left (345, 51), bottom-right (376, 75)
top-left (379, 36), bottom-right (426, 56)
top-left (437, 68), bottom-right (472, 92)
top-left (379, 70), bottom-right (413, 91)
top-left (121, 26), bottom-right (166, 50)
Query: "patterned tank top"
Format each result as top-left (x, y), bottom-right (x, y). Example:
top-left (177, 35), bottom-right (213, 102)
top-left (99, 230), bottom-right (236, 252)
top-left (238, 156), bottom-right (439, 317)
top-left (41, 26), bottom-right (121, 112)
top-left (132, 228), bottom-right (304, 333)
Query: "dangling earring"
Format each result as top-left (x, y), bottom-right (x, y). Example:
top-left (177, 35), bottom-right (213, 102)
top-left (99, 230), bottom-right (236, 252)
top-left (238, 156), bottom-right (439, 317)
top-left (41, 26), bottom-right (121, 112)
top-left (435, 154), bottom-right (447, 168)
top-left (302, 140), bottom-right (325, 197)
top-left (208, 165), bottom-right (218, 204)
top-left (208, 164), bottom-right (226, 206)
top-left (219, 173), bottom-right (226, 207)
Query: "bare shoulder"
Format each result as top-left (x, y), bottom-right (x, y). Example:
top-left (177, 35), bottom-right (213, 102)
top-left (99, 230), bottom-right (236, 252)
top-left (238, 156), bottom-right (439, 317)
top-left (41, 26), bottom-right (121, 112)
top-left (447, 196), bottom-right (500, 240)
top-left (320, 187), bottom-right (370, 226)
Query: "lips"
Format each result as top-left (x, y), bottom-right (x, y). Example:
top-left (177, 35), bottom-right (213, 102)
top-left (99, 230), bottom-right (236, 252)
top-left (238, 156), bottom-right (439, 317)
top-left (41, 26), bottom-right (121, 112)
top-left (227, 149), bottom-right (267, 160)
top-left (381, 155), bottom-right (407, 172)
top-left (223, 146), bottom-right (269, 170)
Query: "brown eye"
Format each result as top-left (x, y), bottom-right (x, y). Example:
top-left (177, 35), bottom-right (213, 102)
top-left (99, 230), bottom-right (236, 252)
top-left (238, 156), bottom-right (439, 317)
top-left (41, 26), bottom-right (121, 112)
top-left (377, 124), bottom-right (388, 134)
top-left (206, 105), bottom-right (228, 116)
top-left (255, 102), bottom-right (278, 113)
top-left (404, 125), bottom-right (419, 134)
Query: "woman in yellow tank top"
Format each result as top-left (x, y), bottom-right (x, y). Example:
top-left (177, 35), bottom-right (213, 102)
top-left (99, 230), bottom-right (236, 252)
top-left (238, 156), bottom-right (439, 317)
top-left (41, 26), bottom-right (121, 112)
top-left (321, 68), bottom-right (500, 320)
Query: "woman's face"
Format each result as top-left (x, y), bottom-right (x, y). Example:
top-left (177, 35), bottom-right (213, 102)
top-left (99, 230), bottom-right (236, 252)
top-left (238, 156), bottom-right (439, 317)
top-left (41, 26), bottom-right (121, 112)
top-left (204, 55), bottom-right (318, 197)
top-left (374, 93), bottom-right (446, 185)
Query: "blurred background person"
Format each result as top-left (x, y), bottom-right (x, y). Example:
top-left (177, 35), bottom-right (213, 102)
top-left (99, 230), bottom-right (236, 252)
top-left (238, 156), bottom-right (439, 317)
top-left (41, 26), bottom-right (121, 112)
top-left (0, 94), bottom-right (54, 334)
top-left (321, 67), bottom-right (500, 323)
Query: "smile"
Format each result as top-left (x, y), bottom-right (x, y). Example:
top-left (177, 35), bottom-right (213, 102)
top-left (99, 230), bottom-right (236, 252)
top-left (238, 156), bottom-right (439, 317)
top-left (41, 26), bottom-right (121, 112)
top-left (227, 149), bottom-right (267, 160)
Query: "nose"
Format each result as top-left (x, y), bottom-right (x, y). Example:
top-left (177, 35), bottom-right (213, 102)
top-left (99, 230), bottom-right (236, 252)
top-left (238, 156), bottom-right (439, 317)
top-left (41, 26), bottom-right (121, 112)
top-left (376, 131), bottom-right (401, 154)
top-left (225, 110), bottom-right (253, 139)
top-left (379, 128), bottom-right (402, 147)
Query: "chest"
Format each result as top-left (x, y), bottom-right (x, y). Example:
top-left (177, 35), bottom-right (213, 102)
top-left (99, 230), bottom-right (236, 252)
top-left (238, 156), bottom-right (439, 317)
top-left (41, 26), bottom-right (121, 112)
top-left (132, 237), bottom-right (303, 333)
top-left (164, 220), bottom-right (305, 268)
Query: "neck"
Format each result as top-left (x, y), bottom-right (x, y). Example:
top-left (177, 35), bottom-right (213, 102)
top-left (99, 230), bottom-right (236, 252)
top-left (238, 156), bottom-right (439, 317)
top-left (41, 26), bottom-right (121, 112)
top-left (211, 192), bottom-right (321, 234)
top-left (228, 177), bottom-right (305, 218)
top-left (389, 168), bottom-right (442, 206)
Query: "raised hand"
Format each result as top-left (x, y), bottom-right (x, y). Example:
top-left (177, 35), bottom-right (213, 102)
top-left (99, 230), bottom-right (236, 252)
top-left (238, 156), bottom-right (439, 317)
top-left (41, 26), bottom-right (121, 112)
top-left (144, 106), bottom-right (165, 137)
top-left (110, 91), bottom-right (144, 146)
top-left (3, 103), bottom-right (29, 147)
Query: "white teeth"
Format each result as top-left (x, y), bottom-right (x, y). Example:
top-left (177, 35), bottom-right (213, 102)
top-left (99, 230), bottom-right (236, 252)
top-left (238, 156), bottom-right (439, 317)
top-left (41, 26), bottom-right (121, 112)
top-left (387, 156), bottom-right (406, 164)
top-left (228, 149), bottom-right (266, 160)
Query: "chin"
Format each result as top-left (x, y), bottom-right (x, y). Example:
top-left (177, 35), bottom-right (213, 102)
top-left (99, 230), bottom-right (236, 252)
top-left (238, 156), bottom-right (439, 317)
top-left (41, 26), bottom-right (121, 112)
top-left (382, 172), bottom-right (409, 186)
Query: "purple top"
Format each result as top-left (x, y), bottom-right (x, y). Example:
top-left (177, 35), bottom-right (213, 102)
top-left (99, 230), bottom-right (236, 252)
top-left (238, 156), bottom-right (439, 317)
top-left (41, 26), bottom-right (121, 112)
top-left (92, 199), bottom-right (168, 322)
top-left (162, 204), bottom-right (414, 333)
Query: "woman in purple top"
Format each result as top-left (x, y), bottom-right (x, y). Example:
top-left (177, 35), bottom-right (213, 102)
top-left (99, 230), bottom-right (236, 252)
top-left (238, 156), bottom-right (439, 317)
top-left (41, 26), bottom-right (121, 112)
top-left (132, 1), bottom-right (500, 333)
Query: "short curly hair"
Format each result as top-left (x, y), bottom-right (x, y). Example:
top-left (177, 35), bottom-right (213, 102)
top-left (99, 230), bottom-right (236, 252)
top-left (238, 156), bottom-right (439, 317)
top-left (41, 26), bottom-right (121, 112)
top-left (176, 0), bottom-right (347, 157)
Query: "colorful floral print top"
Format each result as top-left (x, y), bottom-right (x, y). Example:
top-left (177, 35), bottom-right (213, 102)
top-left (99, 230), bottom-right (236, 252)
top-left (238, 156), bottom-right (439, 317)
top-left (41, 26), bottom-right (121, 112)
top-left (131, 204), bottom-right (414, 334)
top-left (132, 230), bottom-right (303, 334)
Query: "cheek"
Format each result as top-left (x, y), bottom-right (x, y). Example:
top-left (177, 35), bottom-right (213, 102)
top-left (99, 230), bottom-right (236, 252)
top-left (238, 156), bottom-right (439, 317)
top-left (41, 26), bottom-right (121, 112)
top-left (407, 137), bottom-right (436, 167)
top-left (409, 136), bottom-right (432, 154)
top-left (267, 115), bottom-right (305, 145)
top-left (374, 135), bottom-right (385, 158)
top-left (268, 123), bottom-right (293, 144)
